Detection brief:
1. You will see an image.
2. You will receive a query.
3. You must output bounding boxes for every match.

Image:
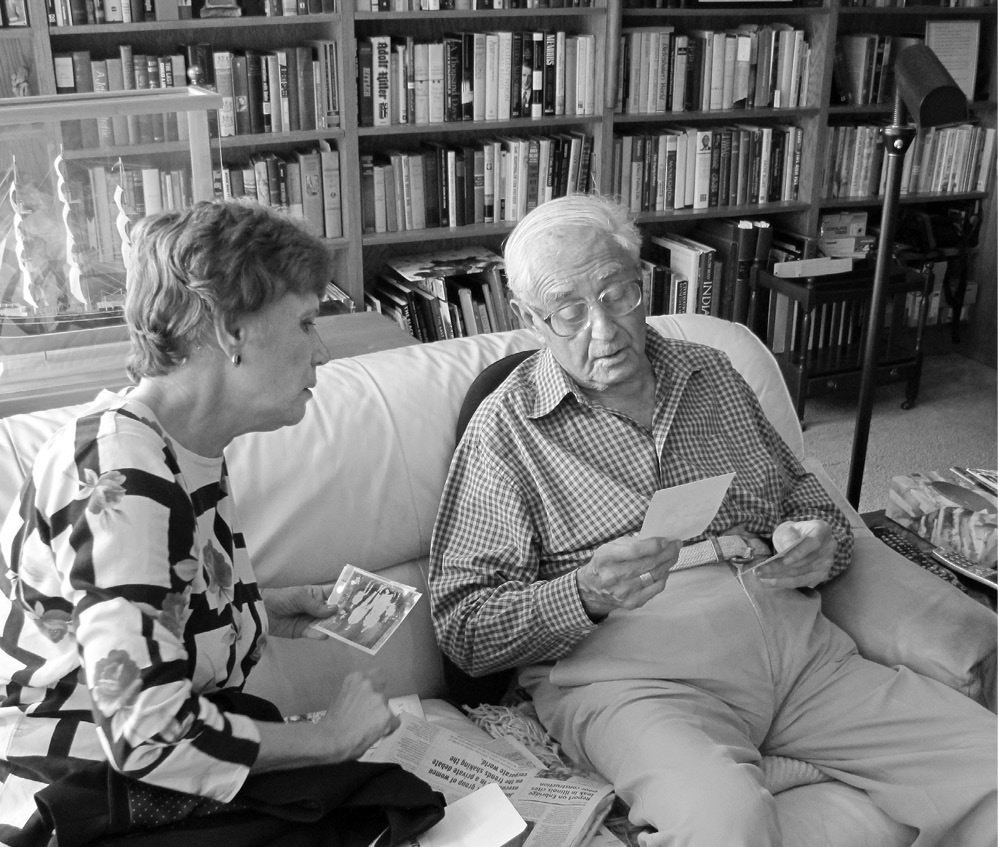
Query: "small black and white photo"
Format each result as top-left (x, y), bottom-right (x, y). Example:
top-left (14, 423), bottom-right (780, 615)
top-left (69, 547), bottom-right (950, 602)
top-left (1, 0), bottom-right (28, 26)
top-left (311, 564), bottom-right (421, 655)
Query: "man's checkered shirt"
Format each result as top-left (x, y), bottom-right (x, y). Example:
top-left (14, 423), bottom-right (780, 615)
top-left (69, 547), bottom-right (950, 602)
top-left (428, 328), bottom-right (854, 678)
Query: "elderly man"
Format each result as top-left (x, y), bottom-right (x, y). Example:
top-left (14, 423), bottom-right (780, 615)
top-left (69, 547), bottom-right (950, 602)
top-left (428, 194), bottom-right (996, 846)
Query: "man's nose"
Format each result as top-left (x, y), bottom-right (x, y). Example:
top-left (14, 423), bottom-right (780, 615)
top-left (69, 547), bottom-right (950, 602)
top-left (589, 302), bottom-right (617, 339)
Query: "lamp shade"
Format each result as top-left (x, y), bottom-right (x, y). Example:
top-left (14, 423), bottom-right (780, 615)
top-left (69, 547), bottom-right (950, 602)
top-left (894, 43), bottom-right (969, 128)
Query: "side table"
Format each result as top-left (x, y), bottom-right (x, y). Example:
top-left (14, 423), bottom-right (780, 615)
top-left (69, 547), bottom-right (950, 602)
top-left (862, 510), bottom-right (996, 611)
top-left (752, 265), bottom-right (931, 422)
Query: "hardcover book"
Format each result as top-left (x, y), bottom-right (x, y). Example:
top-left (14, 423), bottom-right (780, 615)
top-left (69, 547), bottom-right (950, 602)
top-left (383, 245), bottom-right (504, 304)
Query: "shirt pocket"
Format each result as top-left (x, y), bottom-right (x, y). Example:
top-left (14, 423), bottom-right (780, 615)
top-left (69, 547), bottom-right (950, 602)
top-left (663, 432), bottom-right (741, 483)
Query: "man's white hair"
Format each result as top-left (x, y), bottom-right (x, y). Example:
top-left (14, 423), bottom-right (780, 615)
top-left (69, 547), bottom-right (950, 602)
top-left (503, 195), bottom-right (643, 302)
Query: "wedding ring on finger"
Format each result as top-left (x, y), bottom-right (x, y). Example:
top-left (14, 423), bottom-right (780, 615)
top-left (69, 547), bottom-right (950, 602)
top-left (639, 571), bottom-right (654, 588)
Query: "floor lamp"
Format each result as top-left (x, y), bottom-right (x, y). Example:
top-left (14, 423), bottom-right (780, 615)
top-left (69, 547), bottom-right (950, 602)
top-left (845, 44), bottom-right (969, 509)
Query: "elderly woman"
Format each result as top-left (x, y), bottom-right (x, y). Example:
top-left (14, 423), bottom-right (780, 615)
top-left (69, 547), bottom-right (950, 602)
top-left (0, 201), bottom-right (441, 847)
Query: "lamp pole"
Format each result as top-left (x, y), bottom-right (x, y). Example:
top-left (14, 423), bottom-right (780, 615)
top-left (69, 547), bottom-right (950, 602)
top-left (844, 42), bottom-right (967, 511)
top-left (845, 114), bottom-right (915, 510)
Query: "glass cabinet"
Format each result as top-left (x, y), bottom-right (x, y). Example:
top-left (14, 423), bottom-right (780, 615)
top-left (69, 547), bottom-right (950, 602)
top-left (0, 86), bottom-right (222, 416)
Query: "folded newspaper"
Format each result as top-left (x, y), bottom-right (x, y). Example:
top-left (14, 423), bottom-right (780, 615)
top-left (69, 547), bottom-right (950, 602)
top-left (361, 709), bottom-right (615, 847)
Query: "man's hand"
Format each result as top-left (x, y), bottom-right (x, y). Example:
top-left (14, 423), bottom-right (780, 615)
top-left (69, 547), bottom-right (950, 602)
top-left (576, 536), bottom-right (681, 620)
top-left (750, 520), bottom-right (837, 588)
top-left (318, 670), bottom-right (401, 762)
top-left (263, 585), bottom-right (337, 639)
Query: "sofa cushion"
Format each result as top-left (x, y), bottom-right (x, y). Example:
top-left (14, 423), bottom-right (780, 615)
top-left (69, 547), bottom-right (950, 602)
top-left (226, 331), bottom-right (541, 591)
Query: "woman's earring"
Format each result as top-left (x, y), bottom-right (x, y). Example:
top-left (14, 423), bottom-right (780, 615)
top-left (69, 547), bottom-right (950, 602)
top-left (231, 353), bottom-right (241, 367)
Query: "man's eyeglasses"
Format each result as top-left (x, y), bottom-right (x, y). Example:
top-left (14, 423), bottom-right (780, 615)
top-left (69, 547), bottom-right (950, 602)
top-left (531, 279), bottom-right (643, 338)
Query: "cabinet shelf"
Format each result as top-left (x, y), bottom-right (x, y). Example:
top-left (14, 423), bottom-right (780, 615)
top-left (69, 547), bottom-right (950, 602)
top-left (61, 140), bottom-right (203, 159)
top-left (819, 191), bottom-right (988, 209)
top-left (613, 107), bottom-right (820, 123)
top-left (838, 6), bottom-right (995, 18)
top-left (357, 115), bottom-right (602, 138)
top-left (354, 7), bottom-right (605, 20)
top-left (218, 129), bottom-right (346, 148)
top-left (774, 338), bottom-right (918, 376)
top-left (362, 222), bottom-right (515, 246)
top-left (828, 100), bottom-right (996, 117)
top-left (635, 200), bottom-right (810, 224)
top-left (622, 6), bottom-right (829, 19)
top-left (48, 15), bottom-right (341, 35)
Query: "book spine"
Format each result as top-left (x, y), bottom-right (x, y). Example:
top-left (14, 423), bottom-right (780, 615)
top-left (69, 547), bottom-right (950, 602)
top-left (496, 32), bottom-right (513, 121)
top-left (428, 41), bottom-right (445, 123)
top-left (213, 51), bottom-right (236, 137)
top-left (543, 31), bottom-right (556, 116)
top-left (297, 46), bottom-right (318, 130)
top-left (231, 53), bottom-right (251, 136)
top-left (321, 146), bottom-right (343, 238)
top-left (371, 35), bottom-right (391, 126)
top-left (160, 56), bottom-right (180, 142)
top-left (357, 40), bottom-right (374, 127)
top-left (443, 35), bottom-right (462, 122)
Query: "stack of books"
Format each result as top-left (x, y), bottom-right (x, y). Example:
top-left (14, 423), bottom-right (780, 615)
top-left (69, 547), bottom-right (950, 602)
top-left (367, 245), bottom-right (518, 342)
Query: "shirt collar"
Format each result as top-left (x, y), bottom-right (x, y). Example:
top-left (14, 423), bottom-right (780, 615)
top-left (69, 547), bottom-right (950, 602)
top-left (527, 326), bottom-right (708, 420)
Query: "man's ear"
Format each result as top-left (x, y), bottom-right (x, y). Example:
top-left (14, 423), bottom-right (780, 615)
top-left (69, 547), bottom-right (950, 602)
top-left (511, 300), bottom-right (547, 346)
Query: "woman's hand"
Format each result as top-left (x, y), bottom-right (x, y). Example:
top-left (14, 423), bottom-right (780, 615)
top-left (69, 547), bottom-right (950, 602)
top-left (262, 585), bottom-right (337, 639)
top-left (318, 670), bottom-right (401, 762)
top-left (252, 670), bottom-right (400, 771)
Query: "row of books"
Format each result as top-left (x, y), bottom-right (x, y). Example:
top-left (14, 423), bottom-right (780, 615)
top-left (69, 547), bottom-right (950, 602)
top-left (359, 132), bottom-right (595, 234)
top-left (50, 0), bottom-right (183, 25)
top-left (835, 21), bottom-right (983, 107)
top-left (54, 48), bottom-right (193, 150)
top-left (821, 123), bottom-right (995, 200)
top-left (904, 273), bottom-right (977, 329)
top-left (356, 32), bottom-right (598, 128)
top-left (365, 222), bottom-right (794, 344)
top-left (368, 246), bottom-right (517, 342)
top-left (52, 43), bottom-right (341, 149)
top-left (831, 33), bottom-right (921, 106)
top-left (622, 0), bottom-right (820, 6)
top-left (844, 0), bottom-right (990, 7)
top-left (67, 162), bottom-right (194, 267)
top-left (616, 24), bottom-right (810, 116)
top-left (645, 219), bottom-right (773, 323)
top-left (613, 123), bottom-right (803, 214)
top-left (216, 144), bottom-right (344, 238)
top-left (214, 43), bottom-right (340, 137)
top-left (359, 0), bottom-right (592, 8)
top-left (48, 0), bottom-right (334, 25)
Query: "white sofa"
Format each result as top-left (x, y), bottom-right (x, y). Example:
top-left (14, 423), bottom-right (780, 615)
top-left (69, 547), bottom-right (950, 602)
top-left (1, 314), bottom-right (994, 847)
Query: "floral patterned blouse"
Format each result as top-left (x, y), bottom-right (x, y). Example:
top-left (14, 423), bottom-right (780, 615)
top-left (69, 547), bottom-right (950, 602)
top-left (0, 391), bottom-right (266, 841)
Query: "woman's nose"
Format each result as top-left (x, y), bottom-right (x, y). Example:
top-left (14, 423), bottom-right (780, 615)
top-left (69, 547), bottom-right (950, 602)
top-left (313, 332), bottom-right (330, 366)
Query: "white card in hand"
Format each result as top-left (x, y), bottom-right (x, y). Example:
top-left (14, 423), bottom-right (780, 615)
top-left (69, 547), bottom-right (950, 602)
top-left (639, 472), bottom-right (735, 541)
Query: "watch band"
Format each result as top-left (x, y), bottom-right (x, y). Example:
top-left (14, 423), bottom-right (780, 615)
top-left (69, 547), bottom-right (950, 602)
top-left (673, 535), bottom-right (755, 572)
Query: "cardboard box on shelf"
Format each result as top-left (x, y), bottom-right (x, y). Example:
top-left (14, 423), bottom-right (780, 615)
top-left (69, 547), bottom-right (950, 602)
top-left (886, 468), bottom-right (997, 567)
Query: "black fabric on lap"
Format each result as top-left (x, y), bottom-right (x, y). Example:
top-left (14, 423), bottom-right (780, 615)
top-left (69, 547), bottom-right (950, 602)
top-left (31, 692), bottom-right (445, 847)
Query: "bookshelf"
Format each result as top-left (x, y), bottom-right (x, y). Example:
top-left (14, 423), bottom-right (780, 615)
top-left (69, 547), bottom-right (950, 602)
top-left (350, 4), bottom-right (612, 298)
top-left (1, 0), bottom-right (995, 363)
